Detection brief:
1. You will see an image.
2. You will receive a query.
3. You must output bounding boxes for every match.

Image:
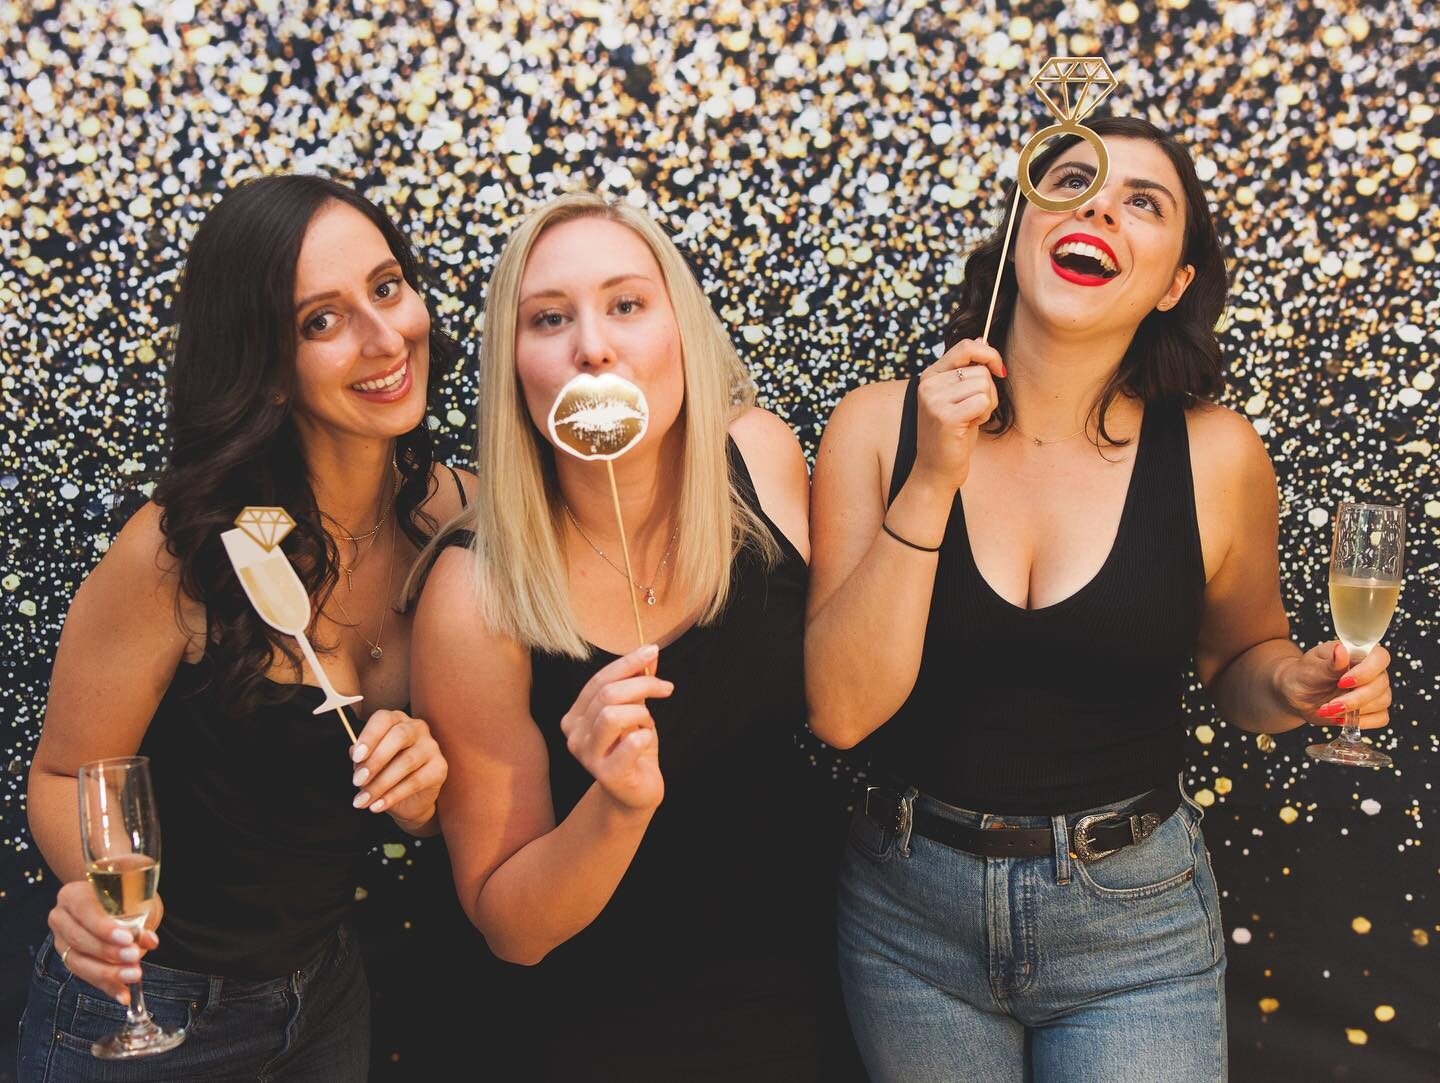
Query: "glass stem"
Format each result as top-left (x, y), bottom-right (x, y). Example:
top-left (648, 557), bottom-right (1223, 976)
top-left (125, 978), bottom-right (150, 1027)
top-left (1339, 709), bottom-right (1363, 744)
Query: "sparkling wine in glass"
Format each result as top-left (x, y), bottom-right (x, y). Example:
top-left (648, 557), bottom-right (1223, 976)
top-left (1307, 501), bottom-right (1404, 767)
top-left (77, 756), bottom-right (186, 1058)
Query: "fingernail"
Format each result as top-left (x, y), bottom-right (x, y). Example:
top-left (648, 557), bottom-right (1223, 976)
top-left (370, 798), bottom-right (386, 813)
top-left (999, 364), bottom-right (1008, 378)
top-left (1318, 703), bottom-right (1344, 718)
top-left (120, 968), bottom-right (142, 983)
top-left (110, 928), bottom-right (135, 945)
top-left (643, 644), bottom-right (659, 657)
top-left (352, 768), bottom-right (369, 787)
top-left (119, 947), bottom-right (139, 963)
top-left (353, 791), bottom-right (371, 808)
top-left (351, 744), bottom-right (368, 763)
top-left (1338, 675), bottom-right (1357, 689)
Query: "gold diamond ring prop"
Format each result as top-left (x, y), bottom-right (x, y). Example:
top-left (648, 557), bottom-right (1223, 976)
top-left (234, 506), bottom-right (296, 551)
top-left (1017, 56), bottom-right (1118, 214)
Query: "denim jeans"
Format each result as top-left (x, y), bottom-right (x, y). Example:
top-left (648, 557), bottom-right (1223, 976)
top-left (837, 778), bottom-right (1226, 1083)
top-left (17, 924), bottom-right (369, 1082)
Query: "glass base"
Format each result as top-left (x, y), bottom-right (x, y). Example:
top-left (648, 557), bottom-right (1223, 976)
top-left (91, 1017), bottom-right (186, 1059)
top-left (1306, 738), bottom-right (1392, 768)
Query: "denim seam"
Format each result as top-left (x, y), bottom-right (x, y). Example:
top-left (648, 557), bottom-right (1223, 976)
top-left (1071, 857), bottom-right (1197, 900)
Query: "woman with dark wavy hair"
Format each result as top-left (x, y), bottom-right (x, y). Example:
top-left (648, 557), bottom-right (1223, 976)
top-left (20, 174), bottom-right (467, 1081)
top-left (805, 117), bottom-right (1392, 1079)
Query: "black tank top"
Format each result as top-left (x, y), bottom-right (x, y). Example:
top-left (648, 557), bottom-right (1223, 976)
top-left (140, 666), bottom-right (377, 978)
top-left (445, 441), bottom-right (838, 1076)
top-left (140, 466), bottom-right (467, 979)
top-left (862, 377), bottom-right (1206, 814)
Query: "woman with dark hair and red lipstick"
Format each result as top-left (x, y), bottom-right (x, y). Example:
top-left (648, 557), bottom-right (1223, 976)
top-left (19, 175), bottom-right (466, 1081)
top-left (804, 116), bottom-right (1393, 1080)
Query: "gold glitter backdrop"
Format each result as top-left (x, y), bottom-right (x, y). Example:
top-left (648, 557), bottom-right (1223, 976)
top-left (1, 1), bottom-right (1435, 1078)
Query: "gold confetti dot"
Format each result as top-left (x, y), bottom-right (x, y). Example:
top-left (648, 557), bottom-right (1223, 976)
top-left (1346, 1028), bottom-right (1368, 1046)
top-left (1194, 788), bottom-right (1215, 807)
top-left (1195, 724), bottom-right (1215, 744)
top-left (1256, 734), bottom-right (1276, 753)
top-left (1117, 3), bottom-right (1140, 24)
top-left (382, 842), bottom-right (406, 859)
top-left (1279, 806), bottom-right (1299, 824)
top-left (1259, 997), bottom-right (1280, 1014)
top-left (1392, 153), bottom-right (1416, 178)
top-left (1411, 929), bottom-right (1429, 947)
top-left (1214, 777), bottom-right (1232, 795)
top-left (1352, 916), bottom-right (1372, 935)
top-left (1374, 1005), bottom-right (1395, 1022)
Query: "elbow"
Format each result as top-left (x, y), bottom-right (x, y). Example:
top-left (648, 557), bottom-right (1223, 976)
top-left (468, 895), bottom-right (553, 967)
top-left (487, 938), bottom-right (550, 967)
top-left (806, 707), bottom-right (866, 751)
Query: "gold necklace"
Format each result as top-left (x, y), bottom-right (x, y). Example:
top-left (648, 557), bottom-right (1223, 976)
top-left (563, 504), bottom-right (678, 607)
top-left (332, 459), bottom-right (398, 591)
top-left (331, 515), bottom-right (397, 661)
top-left (1011, 420), bottom-right (1088, 446)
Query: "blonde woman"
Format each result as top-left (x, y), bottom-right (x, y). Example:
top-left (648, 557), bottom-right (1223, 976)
top-left (410, 192), bottom-right (847, 1079)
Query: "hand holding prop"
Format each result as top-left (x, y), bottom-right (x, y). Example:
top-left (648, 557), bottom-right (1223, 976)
top-left (222, 507), bottom-right (362, 743)
top-left (547, 373), bottom-right (653, 653)
top-left (982, 56), bottom-right (1119, 343)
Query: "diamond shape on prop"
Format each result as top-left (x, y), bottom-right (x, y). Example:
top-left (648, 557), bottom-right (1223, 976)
top-left (1028, 56), bottom-right (1118, 123)
top-left (234, 506), bottom-right (296, 551)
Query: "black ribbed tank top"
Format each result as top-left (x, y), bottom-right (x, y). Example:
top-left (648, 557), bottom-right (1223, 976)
top-left (862, 377), bottom-right (1206, 814)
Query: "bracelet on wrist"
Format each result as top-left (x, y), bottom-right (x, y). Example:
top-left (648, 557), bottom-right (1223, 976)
top-left (881, 520), bottom-right (942, 553)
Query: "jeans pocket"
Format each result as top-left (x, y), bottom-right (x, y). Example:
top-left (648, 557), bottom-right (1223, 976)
top-left (54, 988), bottom-right (194, 1057)
top-left (1072, 810), bottom-right (1197, 900)
top-left (846, 805), bottom-right (898, 863)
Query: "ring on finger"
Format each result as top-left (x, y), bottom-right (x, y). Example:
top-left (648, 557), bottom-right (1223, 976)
top-left (61, 945), bottom-right (72, 969)
top-left (955, 367), bottom-right (968, 380)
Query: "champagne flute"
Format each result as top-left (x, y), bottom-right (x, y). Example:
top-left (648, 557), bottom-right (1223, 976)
top-left (1306, 501), bottom-right (1404, 767)
top-left (220, 527), bottom-right (363, 717)
top-left (77, 756), bottom-right (186, 1058)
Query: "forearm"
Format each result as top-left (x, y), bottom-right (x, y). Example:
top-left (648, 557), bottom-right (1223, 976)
top-left (467, 785), bottom-right (654, 965)
top-left (1210, 638), bottom-right (1307, 734)
top-left (807, 476), bottom-right (952, 748)
top-left (27, 770), bottom-right (87, 883)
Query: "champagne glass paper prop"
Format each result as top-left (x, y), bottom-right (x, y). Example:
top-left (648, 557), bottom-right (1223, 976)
top-left (548, 373), bottom-right (652, 652)
top-left (982, 56), bottom-right (1119, 342)
top-left (222, 507), bottom-right (362, 743)
top-left (78, 756), bottom-right (187, 1058)
top-left (1307, 501), bottom-right (1404, 767)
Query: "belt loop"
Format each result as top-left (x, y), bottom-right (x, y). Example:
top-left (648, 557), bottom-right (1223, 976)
top-left (898, 787), bottom-right (918, 858)
top-left (1051, 814), bottom-right (1071, 885)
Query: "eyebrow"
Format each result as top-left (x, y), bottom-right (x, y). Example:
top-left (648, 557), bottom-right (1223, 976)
top-left (295, 258), bottom-right (402, 312)
top-left (1046, 160), bottom-right (1180, 212)
top-left (520, 273), bottom-right (655, 305)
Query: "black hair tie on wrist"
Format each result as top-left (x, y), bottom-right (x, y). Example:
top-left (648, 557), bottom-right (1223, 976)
top-left (881, 521), bottom-right (942, 553)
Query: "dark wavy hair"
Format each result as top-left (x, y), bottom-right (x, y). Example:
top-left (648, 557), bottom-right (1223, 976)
top-left (945, 116), bottom-right (1229, 445)
top-left (151, 174), bottom-right (456, 712)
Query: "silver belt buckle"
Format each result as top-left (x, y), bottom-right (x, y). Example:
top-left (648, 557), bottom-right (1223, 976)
top-left (1073, 809), bottom-right (1163, 862)
top-left (864, 786), bottom-right (908, 836)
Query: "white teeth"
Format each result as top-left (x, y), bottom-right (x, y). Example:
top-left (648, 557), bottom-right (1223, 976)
top-left (1053, 240), bottom-right (1119, 274)
top-left (352, 362), bottom-right (407, 393)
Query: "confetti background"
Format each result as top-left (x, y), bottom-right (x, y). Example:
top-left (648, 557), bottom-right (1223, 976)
top-left (1, 1), bottom-right (1436, 1078)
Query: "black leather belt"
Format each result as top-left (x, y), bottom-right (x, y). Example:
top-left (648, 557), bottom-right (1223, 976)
top-left (862, 785), bottom-right (1181, 862)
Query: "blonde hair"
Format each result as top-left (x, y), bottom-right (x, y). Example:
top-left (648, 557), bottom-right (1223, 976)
top-left (416, 191), bottom-right (778, 657)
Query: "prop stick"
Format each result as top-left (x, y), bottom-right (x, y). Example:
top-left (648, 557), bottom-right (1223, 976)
top-left (222, 507), bottom-right (362, 744)
top-left (981, 56), bottom-right (1119, 344)
top-left (547, 373), bottom-right (652, 653)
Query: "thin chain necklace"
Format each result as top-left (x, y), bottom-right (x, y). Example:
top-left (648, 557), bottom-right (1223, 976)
top-left (563, 504), bottom-right (679, 607)
top-left (331, 514), bottom-right (397, 661)
top-left (331, 458), bottom-right (398, 591)
top-left (1011, 420), bottom-right (1088, 447)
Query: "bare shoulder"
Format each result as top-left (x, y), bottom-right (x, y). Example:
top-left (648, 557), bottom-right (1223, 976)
top-left (421, 463), bottom-right (479, 526)
top-left (107, 500), bottom-right (180, 580)
top-left (1185, 402), bottom-right (1276, 485)
top-left (828, 378), bottom-right (908, 437)
top-left (728, 406), bottom-right (810, 558)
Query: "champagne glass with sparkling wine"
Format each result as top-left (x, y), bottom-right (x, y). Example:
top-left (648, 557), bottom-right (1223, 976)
top-left (77, 756), bottom-right (186, 1058)
top-left (1307, 501), bottom-right (1404, 767)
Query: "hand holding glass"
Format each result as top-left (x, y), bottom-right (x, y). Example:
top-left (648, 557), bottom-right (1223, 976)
top-left (77, 756), bottom-right (186, 1058)
top-left (1307, 501), bottom-right (1403, 767)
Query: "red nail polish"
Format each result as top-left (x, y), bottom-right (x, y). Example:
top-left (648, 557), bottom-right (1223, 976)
top-left (999, 364), bottom-right (1008, 378)
top-left (1318, 703), bottom-right (1344, 718)
top-left (1338, 675), bottom-right (1357, 689)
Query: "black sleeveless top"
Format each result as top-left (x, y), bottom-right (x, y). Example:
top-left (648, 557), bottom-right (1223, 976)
top-left (862, 377), bottom-right (1206, 814)
top-left (139, 466), bottom-right (467, 979)
top-left (139, 667), bottom-right (377, 978)
top-left (443, 441), bottom-right (839, 1078)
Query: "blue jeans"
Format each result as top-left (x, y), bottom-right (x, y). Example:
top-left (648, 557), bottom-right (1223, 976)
top-left (838, 778), bottom-right (1226, 1082)
top-left (17, 924), bottom-right (369, 1082)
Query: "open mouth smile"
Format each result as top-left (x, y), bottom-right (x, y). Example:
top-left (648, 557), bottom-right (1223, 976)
top-left (1050, 233), bottom-right (1121, 286)
top-left (350, 357), bottom-right (409, 395)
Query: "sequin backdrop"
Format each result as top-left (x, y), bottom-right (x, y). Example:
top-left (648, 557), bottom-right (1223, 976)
top-left (1, 1), bottom-right (1435, 1078)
